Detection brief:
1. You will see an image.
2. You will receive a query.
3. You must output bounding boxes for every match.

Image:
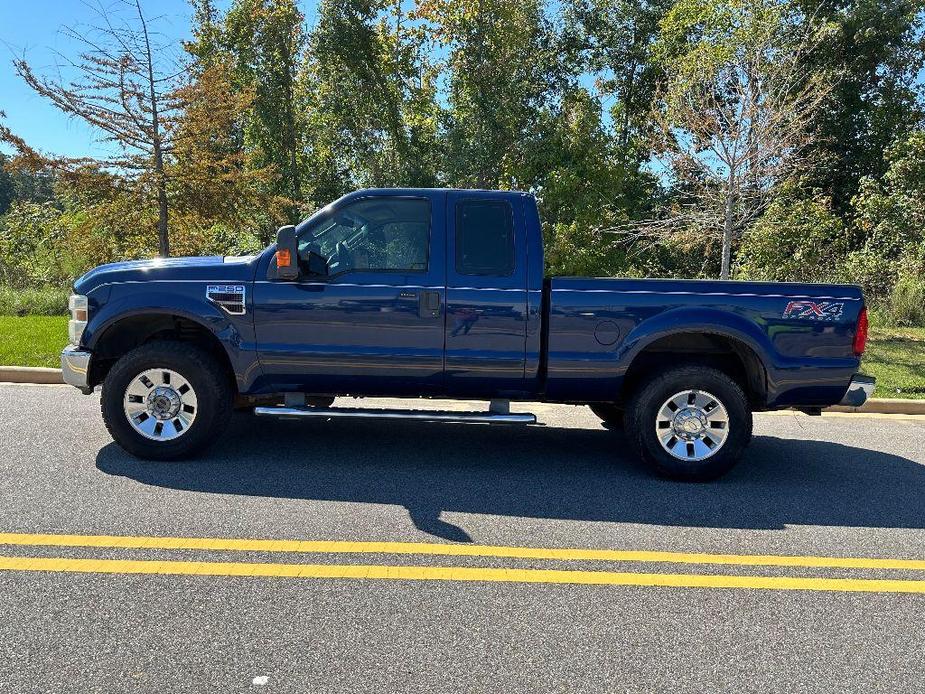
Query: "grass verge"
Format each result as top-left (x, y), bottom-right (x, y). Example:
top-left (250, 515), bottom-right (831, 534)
top-left (0, 315), bottom-right (923, 400)
top-left (0, 316), bottom-right (68, 368)
top-left (864, 327), bottom-right (925, 400)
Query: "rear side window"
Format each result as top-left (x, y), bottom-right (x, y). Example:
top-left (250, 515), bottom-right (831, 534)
top-left (455, 200), bottom-right (515, 276)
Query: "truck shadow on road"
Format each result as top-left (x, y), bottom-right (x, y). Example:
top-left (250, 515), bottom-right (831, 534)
top-left (96, 416), bottom-right (925, 542)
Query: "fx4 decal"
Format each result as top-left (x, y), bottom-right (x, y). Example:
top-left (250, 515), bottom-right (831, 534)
top-left (782, 300), bottom-right (844, 321)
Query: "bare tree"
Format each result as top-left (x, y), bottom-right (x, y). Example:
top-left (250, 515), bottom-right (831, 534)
top-left (623, 5), bottom-right (834, 279)
top-left (11, 0), bottom-right (184, 256)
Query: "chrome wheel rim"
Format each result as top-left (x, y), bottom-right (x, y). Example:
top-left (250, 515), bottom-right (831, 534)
top-left (655, 389), bottom-right (729, 462)
top-left (123, 368), bottom-right (198, 441)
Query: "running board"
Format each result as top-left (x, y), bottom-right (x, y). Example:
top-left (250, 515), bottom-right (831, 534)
top-left (253, 405), bottom-right (536, 425)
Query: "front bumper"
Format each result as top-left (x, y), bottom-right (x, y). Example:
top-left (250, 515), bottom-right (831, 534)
top-left (839, 374), bottom-right (876, 407)
top-left (61, 345), bottom-right (93, 394)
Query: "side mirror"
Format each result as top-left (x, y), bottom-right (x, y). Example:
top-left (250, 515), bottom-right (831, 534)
top-left (274, 225), bottom-right (299, 281)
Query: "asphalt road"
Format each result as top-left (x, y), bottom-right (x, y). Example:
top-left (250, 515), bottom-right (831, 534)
top-left (2, 383), bottom-right (925, 693)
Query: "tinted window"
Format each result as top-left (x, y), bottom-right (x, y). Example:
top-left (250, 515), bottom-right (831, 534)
top-left (299, 197), bottom-right (430, 273)
top-left (455, 200), bottom-right (515, 276)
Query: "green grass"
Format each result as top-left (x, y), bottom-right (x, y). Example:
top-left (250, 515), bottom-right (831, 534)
top-left (1, 314), bottom-right (923, 401)
top-left (863, 327), bottom-right (925, 400)
top-left (0, 315), bottom-right (68, 368)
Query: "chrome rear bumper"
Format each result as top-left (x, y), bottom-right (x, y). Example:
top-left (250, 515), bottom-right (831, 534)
top-left (61, 345), bottom-right (93, 394)
top-left (839, 374), bottom-right (876, 407)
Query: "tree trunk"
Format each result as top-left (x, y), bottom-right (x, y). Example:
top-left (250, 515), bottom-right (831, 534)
top-left (721, 174), bottom-right (735, 280)
top-left (155, 148), bottom-right (169, 258)
top-left (136, 0), bottom-right (170, 257)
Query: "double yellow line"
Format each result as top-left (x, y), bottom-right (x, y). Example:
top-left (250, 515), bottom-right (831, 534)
top-left (1, 532), bottom-right (924, 594)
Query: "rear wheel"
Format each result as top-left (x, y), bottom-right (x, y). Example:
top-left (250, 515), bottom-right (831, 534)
top-left (625, 365), bottom-right (752, 481)
top-left (101, 340), bottom-right (232, 460)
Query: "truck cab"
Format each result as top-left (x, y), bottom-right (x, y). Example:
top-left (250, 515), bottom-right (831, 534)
top-left (251, 189), bottom-right (544, 399)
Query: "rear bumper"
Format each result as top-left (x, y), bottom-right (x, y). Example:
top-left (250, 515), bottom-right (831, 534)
top-left (61, 345), bottom-right (93, 394)
top-left (839, 374), bottom-right (876, 407)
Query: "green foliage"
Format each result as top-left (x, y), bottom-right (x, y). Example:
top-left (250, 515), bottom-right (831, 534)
top-left (0, 201), bottom-right (75, 286)
top-left (0, 154), bottom-right (12, 215)
top-left (0, 153), bottom-right (55, 215)
top-left (847, 129), bottom-right (925, 297)
top-left (797, 0), bottom-right (925, 214)
top-left (303, 0), bottom-right (441, 194)
top-left (2, 0), bottom-right (925, 303)
top-left (735, 190), bottom-right (847, 283)
top-left (887, 277), bottom-right (925, 327)
top-left (0, 285), bottom-right (70, 316)
top-left (419, 0), bottom-right (557, 188)
top-left (562, 0), bottom-right (670, 153)
top-left (224, 0), bottom-right (307, 208)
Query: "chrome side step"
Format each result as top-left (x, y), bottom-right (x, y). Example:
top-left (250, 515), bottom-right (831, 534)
top-left (253, 405), bottom-right (536, 425)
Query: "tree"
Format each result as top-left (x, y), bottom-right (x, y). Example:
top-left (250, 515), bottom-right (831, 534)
top-left (518, 87), bottom-right (658, 275)
top-left (630, 0), bottom-right (833, 279)
top-left (303, 0), bottom-right (441, 191)
top-left (734, 184), bottom-right (847, 283)
top-left (797, 0), bottom-right (925, 215)
top-left (417, 0), bottom-right (557, 188)
top-left (224, 0), bottom-right (306, 213)
top-left (0, 153), bottom-right (13, 216)
top-left (562, 0), bottom-right (672, 161)
top-left (169, 62), bottom-right (287, 237)
top-left (847, 128), bottom-right (925, 297)
top-left (186, 0), bottom-right (224, 71)
top-left (10, 0), bottom-right (183, 256)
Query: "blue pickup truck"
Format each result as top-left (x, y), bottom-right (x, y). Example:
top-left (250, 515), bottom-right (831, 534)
top-left (61, 188), bottom-right (874, 480)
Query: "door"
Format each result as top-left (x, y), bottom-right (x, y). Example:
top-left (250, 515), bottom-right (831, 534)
top-left (252, 193), bottom-right (447, 396)
top-left (444, 192), bottom-right (529, 397)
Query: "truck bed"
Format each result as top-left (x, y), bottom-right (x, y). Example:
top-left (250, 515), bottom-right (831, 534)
top-left (543, 277), bottom-right (865, 408)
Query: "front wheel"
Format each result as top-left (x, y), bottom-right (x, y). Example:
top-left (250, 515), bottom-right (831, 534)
top-left (101, 340), bottom-right (233, 460)
top-left (625, 365), bottom-right (752, 481)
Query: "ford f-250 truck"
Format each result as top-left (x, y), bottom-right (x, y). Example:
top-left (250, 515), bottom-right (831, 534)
top-left (61, 188), bottom-right (874, 480)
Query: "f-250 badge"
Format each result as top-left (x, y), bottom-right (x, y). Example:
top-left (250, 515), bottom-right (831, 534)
top-left (782, 300), bottom-right (844, 321)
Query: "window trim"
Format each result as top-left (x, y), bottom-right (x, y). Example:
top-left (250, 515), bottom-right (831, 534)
top-left (454, 198), bottom-right (516, 278)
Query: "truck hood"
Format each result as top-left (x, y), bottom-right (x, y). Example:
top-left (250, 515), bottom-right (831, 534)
top-left (74, 254), bottom-right (258, 294)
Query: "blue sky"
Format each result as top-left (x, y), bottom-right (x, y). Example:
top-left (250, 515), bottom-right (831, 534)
top-left (1, 1), bottom-right (195, 158)
top-left (0, 1), bottom-right (319, 159)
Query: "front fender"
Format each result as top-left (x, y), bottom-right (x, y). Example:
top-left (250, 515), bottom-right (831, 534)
top-left (83, 285), bottom-right (262, 392)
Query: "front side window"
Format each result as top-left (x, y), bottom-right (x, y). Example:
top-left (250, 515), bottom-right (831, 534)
top-left (299, 197), bottom-right (430, 274)
top-left (455, 200), bottom-right (515, 276)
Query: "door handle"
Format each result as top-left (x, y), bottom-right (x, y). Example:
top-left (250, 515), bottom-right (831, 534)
top-left (419, 290), bottom-right (441, 319)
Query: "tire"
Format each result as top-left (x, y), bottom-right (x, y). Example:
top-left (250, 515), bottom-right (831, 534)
top-left (625, 365), bottom-right (752, 481)
top-left (101, 340), bottom-right (233, 460)
top-left (589, 403), bottom-right (623, 429)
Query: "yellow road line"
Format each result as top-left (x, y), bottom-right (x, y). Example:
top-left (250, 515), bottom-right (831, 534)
top-left (2, 555), bottom-right (925, 593)
top-left (1, 532), bottom-right (923, 571)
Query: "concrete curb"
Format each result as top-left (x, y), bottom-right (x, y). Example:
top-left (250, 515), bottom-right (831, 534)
top-left (0, 366), bottom-right (65, 384)
top-left (826, 398), bottom-right (925, 415)
top-left (1, 366), bottom-right (923, 415)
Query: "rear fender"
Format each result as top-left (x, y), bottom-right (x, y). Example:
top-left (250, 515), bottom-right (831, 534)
top-left (618, 307), bottom-right (774, 373)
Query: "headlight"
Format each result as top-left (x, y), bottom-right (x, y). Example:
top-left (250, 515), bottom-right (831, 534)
top-left (68, 294), bottom-right (88, 345)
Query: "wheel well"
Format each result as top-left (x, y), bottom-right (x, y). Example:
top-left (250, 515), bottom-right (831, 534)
top-left (621, 332), bottom-right (767, 408)
top-left (89, 314), bottom-right (236, 392)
